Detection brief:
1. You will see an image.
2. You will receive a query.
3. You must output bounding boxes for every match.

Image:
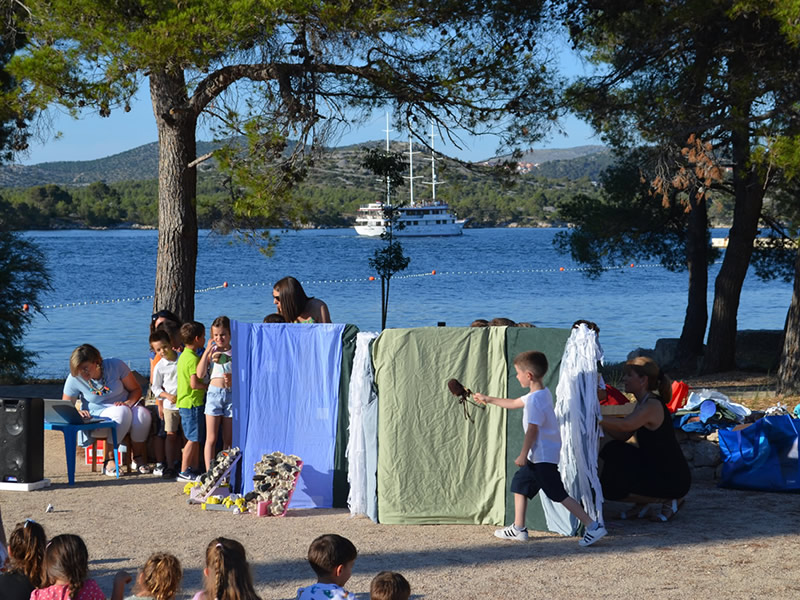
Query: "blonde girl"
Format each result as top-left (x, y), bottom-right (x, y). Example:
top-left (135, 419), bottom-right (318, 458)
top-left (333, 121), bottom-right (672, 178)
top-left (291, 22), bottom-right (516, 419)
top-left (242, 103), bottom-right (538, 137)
top-left (192, 537), bottom-right (261, 600)
top-left (197, 316), bottom-right (234, 470)
top-left (123, 553), bottom-right (182, 600)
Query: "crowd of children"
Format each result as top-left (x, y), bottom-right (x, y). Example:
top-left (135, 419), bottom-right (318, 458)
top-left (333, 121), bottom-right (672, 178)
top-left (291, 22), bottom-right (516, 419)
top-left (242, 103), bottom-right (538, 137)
top-left (143, 308), bottom-right (294, 481)
top-left (61, 311), bottom-right (608, 558)
top-left (0, 518), bottom-right (409, 600)
top-left (144, 314), bottom-right (236, 482)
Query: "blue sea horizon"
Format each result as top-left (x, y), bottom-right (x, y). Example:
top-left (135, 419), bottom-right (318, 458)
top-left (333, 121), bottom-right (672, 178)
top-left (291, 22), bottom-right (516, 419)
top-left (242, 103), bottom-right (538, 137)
top-left (21, 227), bottom-right (791, 379)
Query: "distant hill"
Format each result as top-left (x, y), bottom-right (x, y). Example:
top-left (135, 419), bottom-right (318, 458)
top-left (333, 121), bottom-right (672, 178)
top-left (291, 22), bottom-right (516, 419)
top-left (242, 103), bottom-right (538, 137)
top-left (0, 140), bottom-right (610, 188)
top-left (0, 140), bottom-right (222, 187)
top-left (487, 145), bottom-right (608, 165)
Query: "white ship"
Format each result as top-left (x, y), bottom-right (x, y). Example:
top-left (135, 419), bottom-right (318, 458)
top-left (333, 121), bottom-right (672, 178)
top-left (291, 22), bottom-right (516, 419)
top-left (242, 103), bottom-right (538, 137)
top-left (354, 119), bottom-right (465, 238)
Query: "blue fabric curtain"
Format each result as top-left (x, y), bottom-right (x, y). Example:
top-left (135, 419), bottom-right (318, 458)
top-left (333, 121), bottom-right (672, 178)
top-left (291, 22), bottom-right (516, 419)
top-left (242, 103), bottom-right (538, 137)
top-left (232, 321), bottom-right (345, 508)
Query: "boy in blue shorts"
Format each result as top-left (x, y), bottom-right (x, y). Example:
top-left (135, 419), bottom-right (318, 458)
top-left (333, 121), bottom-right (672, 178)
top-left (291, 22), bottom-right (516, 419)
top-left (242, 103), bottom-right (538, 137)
top-left (474, 350), bottom-right (607, 546)
top-left (176, 321), bottom-right (207, 481)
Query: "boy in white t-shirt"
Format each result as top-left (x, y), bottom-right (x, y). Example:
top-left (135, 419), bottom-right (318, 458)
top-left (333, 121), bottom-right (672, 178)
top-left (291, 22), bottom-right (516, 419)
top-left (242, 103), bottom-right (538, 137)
top-left (149, 330), bottom-right (181, 478)
top-left (475, 350), bottom-right (607, 547)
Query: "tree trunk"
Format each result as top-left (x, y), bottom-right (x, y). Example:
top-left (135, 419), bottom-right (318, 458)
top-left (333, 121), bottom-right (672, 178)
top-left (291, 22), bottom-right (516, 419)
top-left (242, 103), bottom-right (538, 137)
top-left (703, 129), bottom-right (764, 373)
top-left (381, 276), bottom-right (390, 330)
top-left (777, 247), bottom-right (800, 395)
top-left (676, 193), bottom-right (709, 368)
top-left (149, 70), bottom-right (198, 323)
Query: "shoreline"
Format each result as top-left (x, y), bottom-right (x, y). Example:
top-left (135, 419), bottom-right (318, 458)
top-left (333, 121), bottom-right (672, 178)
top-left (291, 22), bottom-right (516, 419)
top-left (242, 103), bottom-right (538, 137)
top-left (13, 221), bottom-right (738, 232)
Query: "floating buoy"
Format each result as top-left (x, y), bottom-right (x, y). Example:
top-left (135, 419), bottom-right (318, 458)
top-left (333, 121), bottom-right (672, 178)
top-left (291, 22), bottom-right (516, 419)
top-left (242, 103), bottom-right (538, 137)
top-left (630, 263), bottom-right (635, 268)
top-left (432, 270), bottom-right (436, 275)
top-left (559, 267), bottom-right (565, 272)
top-left (22, 303), bottom-right (29, 312)
top-left (223, 281), bottom-right (228, 288)
top-left (369, 276), bottom-right (375, 281)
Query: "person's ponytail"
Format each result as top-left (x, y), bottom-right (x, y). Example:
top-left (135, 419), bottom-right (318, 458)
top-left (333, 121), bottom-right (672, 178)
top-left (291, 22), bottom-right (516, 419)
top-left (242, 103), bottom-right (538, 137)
top-left (656, 369), bottom-right (673, 406)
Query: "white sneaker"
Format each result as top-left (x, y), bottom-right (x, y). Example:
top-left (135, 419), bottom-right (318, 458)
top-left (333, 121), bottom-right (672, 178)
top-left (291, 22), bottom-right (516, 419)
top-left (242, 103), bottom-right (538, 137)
top-left (579, 522), bottom-right (607, 547)
top-left (153, 463), bottom-right (165, 477)
top-left (494, 524), bottom-right (528, 541)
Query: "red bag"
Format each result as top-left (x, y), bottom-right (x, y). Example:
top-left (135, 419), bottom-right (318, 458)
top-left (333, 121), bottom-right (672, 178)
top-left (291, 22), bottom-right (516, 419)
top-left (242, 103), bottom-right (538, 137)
top-left (667, 380), bottom-right (690, 413)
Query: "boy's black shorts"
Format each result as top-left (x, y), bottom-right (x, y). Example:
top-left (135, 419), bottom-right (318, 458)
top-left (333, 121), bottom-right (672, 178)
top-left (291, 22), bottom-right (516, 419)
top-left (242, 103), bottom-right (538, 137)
top-left (510, 460), bottom-right (568, 502)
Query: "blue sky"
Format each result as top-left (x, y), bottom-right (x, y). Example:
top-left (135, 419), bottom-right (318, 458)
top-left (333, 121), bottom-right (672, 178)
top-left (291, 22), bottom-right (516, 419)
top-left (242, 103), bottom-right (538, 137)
top-left (18, 35), bottom-right (602, 165)
top-left (19, 103), bottom-right (600, 165)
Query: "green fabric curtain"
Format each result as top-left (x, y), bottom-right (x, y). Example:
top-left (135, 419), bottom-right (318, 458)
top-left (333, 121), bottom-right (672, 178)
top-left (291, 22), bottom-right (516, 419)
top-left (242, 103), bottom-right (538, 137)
top-left (373, 327), bottom-right (508, 524)
top-left (504, 326), bottom-right (570, 530)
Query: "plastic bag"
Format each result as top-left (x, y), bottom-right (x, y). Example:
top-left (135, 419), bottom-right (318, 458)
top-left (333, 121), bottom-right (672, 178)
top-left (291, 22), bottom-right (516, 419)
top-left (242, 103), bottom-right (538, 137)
top-left (667, 380), bottom-right (689, 413)
top-left (718, 415), bottom-right (800, 492)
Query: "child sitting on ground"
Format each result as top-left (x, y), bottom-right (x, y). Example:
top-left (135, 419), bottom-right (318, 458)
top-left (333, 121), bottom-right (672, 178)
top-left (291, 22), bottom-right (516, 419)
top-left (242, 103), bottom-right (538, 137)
top-left (0, 519), bottom-right (46, 600)
top-left (150, 329), bottom-right (181, 478)
top-left (474, 350), bottom-right (607, 547)
top-left (370, 571), bottom-right (410, 600)
top-left (192, 537), bottom-right (261, 600)
top-left (119, 552), bottom-right (182, 600)
top-left (296, 534), bottom-right (358, 600)
top-left (32, 533), bottom-right (128, 600)
top-left (176, 321), bottom-right (208, 481)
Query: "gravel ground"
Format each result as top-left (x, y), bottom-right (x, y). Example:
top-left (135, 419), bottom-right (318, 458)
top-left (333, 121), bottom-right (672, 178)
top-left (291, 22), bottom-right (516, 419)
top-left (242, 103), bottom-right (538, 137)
top-left (2, 426), bottom-right (800, 600)
top-left (2, 374), bottom-right (799, 599)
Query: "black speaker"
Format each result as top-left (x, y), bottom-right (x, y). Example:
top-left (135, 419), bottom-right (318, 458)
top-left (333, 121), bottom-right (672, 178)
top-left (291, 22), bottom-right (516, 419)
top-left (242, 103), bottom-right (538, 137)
top-left (0, 397), bottom-right (44, 483)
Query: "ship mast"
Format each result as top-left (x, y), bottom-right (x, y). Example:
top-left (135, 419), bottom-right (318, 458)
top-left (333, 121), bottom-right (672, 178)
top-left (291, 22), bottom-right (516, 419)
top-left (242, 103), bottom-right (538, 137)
top-left (422, 122), bottom-right (443, 203)
top-left (405, 126), bottom-right (421, 207)
top-left (383, 112), bottom-right (392, 205)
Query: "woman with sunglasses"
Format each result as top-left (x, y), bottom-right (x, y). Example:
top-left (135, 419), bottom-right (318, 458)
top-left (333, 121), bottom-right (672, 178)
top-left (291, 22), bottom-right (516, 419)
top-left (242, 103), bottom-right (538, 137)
top-left (272, 276), bottom-right (331, 323)
top-left (62, 344), bottom-right (152, 476)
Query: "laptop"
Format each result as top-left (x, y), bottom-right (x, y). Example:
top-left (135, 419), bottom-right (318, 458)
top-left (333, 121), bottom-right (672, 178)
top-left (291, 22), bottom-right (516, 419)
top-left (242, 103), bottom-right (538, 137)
top-left (44, 399), bottom-right (107, 425)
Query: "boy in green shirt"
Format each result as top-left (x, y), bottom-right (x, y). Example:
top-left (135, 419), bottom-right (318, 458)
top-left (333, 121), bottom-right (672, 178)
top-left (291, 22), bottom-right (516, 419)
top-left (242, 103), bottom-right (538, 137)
top-left (176, 321), bottom-right (208, 481)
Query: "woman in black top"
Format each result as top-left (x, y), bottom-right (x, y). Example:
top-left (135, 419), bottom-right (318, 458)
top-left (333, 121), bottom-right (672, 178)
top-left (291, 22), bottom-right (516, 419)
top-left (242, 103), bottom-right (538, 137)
top-left (599, 356), bottom-right (691, 521)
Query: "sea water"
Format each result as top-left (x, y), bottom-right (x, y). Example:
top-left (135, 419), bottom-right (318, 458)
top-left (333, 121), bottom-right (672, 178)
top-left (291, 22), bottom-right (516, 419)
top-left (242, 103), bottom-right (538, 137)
top-left (20, 227), bottom-right (792, 378)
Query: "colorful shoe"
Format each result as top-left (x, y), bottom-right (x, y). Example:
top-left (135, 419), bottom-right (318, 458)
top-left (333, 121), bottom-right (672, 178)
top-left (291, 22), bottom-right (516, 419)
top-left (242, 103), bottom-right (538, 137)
top-left (579, 522), bottom-right (607, 546)
top-left (177, 470), bottom-right (198, 482)
top-left (494, 524), bottom-right (528, 541)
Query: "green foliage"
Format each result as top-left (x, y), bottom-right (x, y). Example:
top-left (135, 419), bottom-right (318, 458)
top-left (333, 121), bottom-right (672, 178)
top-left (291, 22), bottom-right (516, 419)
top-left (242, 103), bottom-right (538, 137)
top-left (0, 3), bottom-right (30, 161)
top-left (564, 0), bottom-right (800, 154)
top-left (370, 239), bottom-right (411, 282)
top-left (0, 146), bottom-right (613, 230)
top-left (361, 147), bottom-right (411, 329)
top-left (0, 212), bottom-right (51, 382)
top-left (535, 153), bottom-right (615, 180)
top-left (9, 0), bottom-right (563, 220)
top-left (360, 148), bottom-right (407, 195)
top-left (554, 148), bottom-right (720, 277)
top-left (213, 120), bottom-right (312, 254)
top-left (0, 6), bottom-right (51, 381)
top-left (7, 0), bottom-right (566, 319)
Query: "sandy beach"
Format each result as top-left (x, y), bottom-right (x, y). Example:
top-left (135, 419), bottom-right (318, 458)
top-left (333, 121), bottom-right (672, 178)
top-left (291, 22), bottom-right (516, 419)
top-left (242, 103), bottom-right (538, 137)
top-left (2, 375), bottom-right (799, 600)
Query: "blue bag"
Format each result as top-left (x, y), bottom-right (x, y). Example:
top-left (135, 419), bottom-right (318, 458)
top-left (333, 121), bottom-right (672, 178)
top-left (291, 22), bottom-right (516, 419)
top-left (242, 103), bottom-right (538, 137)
top-left (718, 415), bottom-right (800, 492)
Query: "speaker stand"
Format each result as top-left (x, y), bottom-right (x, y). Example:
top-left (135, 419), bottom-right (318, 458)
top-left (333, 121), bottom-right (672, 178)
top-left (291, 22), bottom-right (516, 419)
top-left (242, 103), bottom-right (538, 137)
top-left (0, 478), bottom-right (51, 491)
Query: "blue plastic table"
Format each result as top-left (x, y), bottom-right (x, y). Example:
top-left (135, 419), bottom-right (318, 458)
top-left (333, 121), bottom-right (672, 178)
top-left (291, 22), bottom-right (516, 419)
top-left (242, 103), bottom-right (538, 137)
top-left (44, 419), bottom-right (119, 485)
